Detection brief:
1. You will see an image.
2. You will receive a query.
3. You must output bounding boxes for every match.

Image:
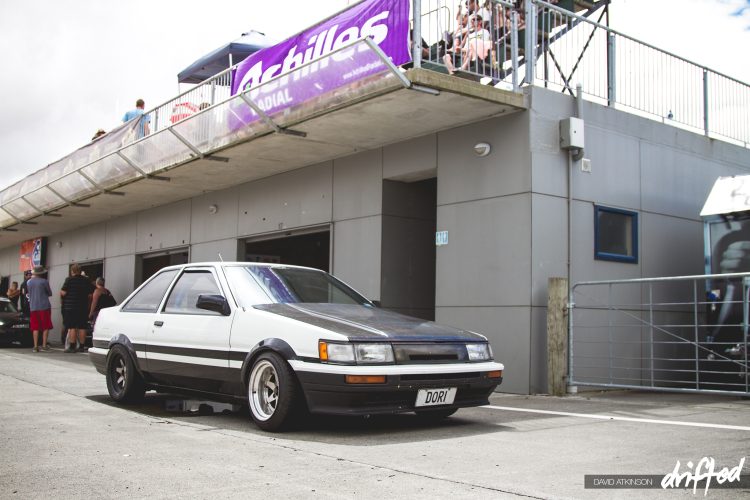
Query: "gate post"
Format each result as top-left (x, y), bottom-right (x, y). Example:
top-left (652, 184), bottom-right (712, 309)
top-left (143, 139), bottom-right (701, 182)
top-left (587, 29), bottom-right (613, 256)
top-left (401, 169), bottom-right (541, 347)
top-left (547, 277), bottom-right (568, 396)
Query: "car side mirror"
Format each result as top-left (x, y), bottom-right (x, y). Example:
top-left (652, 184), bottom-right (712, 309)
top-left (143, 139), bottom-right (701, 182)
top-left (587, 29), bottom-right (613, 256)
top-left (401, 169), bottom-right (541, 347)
top-left (196, 294), bottom-right (231, 316)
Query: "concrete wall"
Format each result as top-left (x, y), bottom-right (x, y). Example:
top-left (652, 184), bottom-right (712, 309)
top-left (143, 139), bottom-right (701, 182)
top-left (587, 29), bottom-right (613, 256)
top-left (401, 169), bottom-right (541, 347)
top-left (1, 86), bottom-right (749, 397)
top-left (528, 86), bottom-right (750, 393)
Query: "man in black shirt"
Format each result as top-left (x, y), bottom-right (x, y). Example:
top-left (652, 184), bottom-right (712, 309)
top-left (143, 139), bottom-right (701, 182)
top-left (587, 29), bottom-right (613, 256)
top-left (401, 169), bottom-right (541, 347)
top-left (61, 263), bottom-right (94, 352)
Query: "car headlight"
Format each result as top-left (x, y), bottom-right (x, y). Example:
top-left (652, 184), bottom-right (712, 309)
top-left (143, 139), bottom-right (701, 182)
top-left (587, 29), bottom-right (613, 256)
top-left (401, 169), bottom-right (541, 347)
top-left (319, 341), bottom-right (394, 364)
top-left (466, 343), bottom-right (492, 361)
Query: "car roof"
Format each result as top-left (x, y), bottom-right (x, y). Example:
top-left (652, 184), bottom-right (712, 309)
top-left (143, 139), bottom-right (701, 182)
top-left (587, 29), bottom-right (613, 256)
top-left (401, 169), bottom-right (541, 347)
top-left (158, 262), bottom-right (323, 273)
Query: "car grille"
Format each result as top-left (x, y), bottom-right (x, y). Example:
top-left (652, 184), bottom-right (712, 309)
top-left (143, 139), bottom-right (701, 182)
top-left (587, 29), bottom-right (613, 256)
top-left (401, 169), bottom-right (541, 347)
top-left (393, 343), bottom-right (468, 364)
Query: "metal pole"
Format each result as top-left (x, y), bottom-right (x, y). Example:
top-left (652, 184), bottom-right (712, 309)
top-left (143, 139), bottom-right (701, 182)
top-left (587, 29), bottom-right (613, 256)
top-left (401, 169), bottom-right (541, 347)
top-left (703, 68), bottom-right (709, 137)
top-left (412, 0), bottom-right (422, 69)
top-left (694, 279), bottom-right (700, 390)
top-left (607, 33), bottom-right (616, 107)
top-left (524, 0), bottom-right (536, 85)
top-left (649, 283), bottom-right (654, 388)
top-left (744, 278), bottom-right (749, 393)
top-left (511, 10), bottom-right (519, 91)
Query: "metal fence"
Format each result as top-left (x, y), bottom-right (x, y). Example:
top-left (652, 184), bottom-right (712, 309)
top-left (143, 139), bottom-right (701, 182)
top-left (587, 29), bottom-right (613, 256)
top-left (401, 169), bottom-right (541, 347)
top-left (569, 273), bottom-right (750, 396)
top-left (528, 0), bottom-right (750, 147)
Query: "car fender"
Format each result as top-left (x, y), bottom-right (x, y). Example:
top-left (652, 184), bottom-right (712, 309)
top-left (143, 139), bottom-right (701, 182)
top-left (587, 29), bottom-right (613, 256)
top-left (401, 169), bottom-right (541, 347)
top-left (240, 338), bottom-right (298, 383)
top-left (108, 334), bottom-right (147, 377)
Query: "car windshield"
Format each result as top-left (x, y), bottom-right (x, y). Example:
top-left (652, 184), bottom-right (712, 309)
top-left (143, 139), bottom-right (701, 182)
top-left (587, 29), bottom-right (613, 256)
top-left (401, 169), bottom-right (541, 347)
top-left (0, 301), bottom-right (17, 313)
top-left (224, 265), bottom-right (371, 308)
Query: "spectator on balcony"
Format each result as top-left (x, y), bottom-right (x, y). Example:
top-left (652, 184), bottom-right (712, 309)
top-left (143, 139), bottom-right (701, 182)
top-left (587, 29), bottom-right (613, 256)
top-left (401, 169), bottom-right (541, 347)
top-left (122, 99), bottom-right (151, 139)
top-left (443, 12), bottom-right (470, 74)
top-left (460, 14), bottom-right (492, 73)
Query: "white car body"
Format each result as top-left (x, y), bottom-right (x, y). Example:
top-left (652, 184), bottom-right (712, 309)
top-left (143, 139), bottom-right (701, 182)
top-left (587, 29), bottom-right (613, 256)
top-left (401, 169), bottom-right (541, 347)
top-left (89, 262), bottom-right (504, 430)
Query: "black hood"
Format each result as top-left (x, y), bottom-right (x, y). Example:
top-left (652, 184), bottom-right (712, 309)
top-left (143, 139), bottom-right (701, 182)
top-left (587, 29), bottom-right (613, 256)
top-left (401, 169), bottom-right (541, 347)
top-left (252, 303), bottom-right (486, 342)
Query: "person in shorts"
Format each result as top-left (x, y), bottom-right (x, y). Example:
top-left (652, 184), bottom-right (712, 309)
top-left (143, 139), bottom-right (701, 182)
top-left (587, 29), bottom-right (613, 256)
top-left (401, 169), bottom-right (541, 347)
top-left (27, 266), bottom-right (52, 352)
top-left (60, 263), bottom-right (94, 353)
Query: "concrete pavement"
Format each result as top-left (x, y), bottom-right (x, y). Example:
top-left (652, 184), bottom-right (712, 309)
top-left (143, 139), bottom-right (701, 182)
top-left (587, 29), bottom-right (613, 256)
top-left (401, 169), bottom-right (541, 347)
top-left (0, 346), bottom-right (748, 499)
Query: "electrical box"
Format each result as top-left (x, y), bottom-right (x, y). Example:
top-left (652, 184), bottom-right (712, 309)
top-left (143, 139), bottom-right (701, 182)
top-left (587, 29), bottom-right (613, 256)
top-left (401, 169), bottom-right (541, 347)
top-left (560, 117), bottom-right (585, 150)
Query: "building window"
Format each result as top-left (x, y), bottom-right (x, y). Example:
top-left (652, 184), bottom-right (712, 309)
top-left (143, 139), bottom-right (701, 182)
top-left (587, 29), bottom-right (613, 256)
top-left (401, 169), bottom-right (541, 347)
top-left (594, 205), bottom-right (638, 263)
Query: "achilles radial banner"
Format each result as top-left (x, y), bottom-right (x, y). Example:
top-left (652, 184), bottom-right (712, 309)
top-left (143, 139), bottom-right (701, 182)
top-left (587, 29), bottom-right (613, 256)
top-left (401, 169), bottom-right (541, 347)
top-left (230, 0), bottom-right (411, 113)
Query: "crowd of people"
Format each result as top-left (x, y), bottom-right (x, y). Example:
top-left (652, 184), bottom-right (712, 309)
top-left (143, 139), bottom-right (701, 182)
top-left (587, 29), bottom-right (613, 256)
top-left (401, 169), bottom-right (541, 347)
top-left (6, 264), bottom-right (115, 353)
top-left (426, 0), bottom-right (560, 79)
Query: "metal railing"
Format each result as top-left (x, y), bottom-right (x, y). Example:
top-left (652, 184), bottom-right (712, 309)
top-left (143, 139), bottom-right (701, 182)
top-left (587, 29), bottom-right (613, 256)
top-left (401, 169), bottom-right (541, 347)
top-left (0, 38), bottom-right (408, 228)
top-left (569, 273), bottom-right (750, 396)
top-left (417, 0), bottom-right (520, 88)
top-left (528, 0), bottom-right (750, 147)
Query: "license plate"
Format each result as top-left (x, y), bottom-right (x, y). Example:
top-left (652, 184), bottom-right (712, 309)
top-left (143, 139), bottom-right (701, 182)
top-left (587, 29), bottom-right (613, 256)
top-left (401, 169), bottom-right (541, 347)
top-left (415, 387), bottom-right (457, 407)
top-left (11, 324), bottom-right (28, 329)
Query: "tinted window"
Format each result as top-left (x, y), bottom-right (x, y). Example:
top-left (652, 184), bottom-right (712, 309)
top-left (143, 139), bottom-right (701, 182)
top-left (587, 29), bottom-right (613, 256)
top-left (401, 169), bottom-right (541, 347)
top-left (122, 270), bottom-right (178, 312)
top-left (594, 205), bottom-right (638, 264)
top-left (224, 267), bottom-right (272, 308)
top-left (164, 270), bottom-right (222, 315)
top-left (246, 266), bottom-right (369, 305)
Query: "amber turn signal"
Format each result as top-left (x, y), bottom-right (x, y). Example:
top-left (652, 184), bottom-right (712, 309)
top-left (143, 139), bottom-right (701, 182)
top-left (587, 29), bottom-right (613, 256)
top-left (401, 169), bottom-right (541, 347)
top-left (345, 375), bottom-right (386, 384)
top-left (319, 341), bottom-right (328, 361)
top-left (487, 370), bottom-right (503, 379)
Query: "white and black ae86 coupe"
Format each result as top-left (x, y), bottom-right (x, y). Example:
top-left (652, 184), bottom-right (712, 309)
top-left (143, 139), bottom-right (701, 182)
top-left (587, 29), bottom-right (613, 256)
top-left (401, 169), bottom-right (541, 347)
top-left (89, 263), bottom-right (504, 431)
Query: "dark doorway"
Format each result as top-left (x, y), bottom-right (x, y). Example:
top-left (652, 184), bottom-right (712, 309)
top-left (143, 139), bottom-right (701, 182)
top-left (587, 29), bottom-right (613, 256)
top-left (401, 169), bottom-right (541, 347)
top-left (78, 261), bottom-right (104, 284)
top-left (381, 178), bottom-right (437, 320)
top-left (244, 230), bottom-right (330, 272)
top-left (138, 251), bottom-right (189, 286)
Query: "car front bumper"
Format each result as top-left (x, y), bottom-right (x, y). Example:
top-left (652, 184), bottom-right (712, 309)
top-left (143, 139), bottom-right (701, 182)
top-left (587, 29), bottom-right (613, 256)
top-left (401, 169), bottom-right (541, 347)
top-left (290, 360), bottom-right (503, 416)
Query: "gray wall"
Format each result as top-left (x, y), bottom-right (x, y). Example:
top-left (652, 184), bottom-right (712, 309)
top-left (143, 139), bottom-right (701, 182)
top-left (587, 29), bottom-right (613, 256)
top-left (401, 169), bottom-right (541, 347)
top-left (0, 86), bottom-right (748, 396)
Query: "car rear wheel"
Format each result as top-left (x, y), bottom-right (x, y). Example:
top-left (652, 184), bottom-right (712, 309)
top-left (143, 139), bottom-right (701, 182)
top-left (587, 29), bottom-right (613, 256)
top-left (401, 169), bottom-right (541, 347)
top-left (248, 352), bottom-right (301, 431)
top-left (414, 407), bottom-right (458, 420)
top-left (106, 345), bottom-right (145, 404)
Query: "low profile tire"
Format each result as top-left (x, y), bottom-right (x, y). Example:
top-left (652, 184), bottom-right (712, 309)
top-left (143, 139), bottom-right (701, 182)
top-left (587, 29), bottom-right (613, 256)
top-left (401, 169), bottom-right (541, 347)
top-left (247, 352), bottom-right (302, 432)
top-left (414, 408), bottom-right (458, 420)
top-left (106, 345), bottom-right (145, 404)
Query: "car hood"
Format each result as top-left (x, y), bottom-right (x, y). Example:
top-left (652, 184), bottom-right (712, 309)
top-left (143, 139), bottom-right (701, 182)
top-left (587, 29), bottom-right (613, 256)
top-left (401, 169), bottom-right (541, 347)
top-left (252, 303), bottom-right (487, 342)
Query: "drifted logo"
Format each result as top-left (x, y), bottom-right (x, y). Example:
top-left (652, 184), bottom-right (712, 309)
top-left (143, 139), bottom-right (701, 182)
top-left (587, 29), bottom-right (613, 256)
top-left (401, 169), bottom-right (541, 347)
top-left (661, 457), bottom-right (745, 495)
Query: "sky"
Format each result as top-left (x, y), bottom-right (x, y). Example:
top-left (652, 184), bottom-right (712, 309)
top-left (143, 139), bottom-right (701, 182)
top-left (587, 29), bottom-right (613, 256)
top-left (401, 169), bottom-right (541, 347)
top-left (0, 0), bottom-right (748, 189)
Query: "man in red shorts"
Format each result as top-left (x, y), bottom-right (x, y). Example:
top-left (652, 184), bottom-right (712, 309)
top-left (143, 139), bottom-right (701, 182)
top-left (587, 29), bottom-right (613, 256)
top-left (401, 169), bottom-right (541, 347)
top-left (27, 266), bottom-right (53, 352)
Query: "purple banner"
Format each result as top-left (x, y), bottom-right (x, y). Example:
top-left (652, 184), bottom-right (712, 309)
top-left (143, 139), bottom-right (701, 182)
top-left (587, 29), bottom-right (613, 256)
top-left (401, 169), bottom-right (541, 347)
top-left (230, 0), bottom-right (411, 100)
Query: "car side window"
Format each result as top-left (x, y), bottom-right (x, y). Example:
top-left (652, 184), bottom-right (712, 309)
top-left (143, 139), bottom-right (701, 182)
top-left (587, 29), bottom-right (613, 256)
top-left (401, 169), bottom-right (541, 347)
top-left (122, 270), bottom-right (178, 313)
top-left (163, 270), bottom-right (222, 315)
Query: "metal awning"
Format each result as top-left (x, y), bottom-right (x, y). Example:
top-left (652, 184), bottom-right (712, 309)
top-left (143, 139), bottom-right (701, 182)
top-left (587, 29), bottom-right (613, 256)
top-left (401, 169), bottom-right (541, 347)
top-left (701, 175), bottom-right (750, 218)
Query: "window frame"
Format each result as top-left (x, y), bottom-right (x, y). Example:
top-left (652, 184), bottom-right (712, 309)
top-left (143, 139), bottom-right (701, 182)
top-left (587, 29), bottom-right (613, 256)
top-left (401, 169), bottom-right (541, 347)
top-left (161, 267), bottom-right (228, 316)
top-left (594, 205), bottom-right (639, 264)
top-left (121, 269), bottom-right (179, 313)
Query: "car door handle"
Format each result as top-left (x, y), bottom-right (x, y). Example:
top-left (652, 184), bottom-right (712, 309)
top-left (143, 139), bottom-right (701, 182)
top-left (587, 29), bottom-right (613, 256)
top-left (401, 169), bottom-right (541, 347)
top-left (154, 321), bottom-right (164, 327)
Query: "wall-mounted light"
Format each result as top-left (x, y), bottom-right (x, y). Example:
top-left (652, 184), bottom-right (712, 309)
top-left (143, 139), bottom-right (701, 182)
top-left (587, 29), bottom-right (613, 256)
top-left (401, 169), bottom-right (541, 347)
top-left (208, 204), bottom-right (218, 214)
top-left (473, 142), bottom-right (491, 157)
top-left (56, 241), bottom-right (63, 248)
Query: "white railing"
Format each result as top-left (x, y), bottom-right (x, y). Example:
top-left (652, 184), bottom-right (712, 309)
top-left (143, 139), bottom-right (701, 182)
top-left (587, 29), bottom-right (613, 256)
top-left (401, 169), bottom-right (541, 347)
top-left (528, 0), bottom-right (750, 147)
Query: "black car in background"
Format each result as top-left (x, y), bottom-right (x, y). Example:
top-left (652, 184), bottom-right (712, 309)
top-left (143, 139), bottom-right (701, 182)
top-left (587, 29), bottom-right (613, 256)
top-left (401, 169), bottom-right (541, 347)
top-left (0, 298), bottom-right (31, 346)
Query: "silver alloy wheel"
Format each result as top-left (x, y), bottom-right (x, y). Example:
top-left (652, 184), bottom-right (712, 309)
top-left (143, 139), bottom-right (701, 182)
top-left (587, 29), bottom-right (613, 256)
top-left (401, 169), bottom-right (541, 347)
top-left (113, 356), bottom-right (127, 392)
top-left (248, 360), bottom-right (279, 421)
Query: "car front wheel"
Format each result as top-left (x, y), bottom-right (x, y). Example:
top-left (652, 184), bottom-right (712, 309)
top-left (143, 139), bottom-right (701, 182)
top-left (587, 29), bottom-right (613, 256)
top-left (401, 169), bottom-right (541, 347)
top-left (247, 352), bottom-right (301, 431)
top-left (106, 345), bottom-right (145, 404)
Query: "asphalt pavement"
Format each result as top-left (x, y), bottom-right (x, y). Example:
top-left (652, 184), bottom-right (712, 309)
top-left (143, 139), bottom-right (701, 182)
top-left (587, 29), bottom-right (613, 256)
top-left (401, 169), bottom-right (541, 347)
top-left (0, 345), bottom-right (748, 499)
